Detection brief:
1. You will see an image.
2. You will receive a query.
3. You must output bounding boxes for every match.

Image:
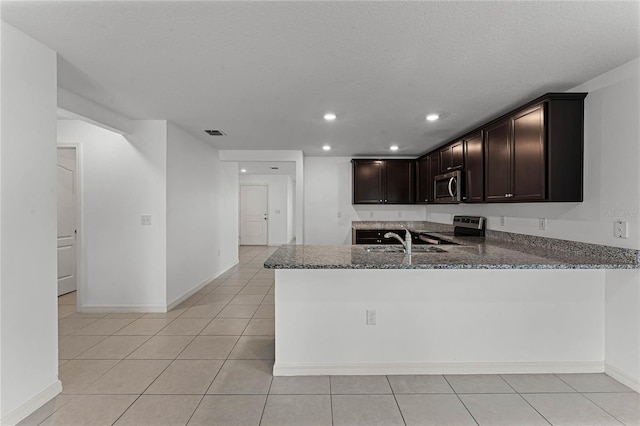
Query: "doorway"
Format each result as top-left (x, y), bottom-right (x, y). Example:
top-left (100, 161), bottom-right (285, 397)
top-left (240, 185), bottom-right (268, 245)
top-left (57, 147), bottom-right (78, 296)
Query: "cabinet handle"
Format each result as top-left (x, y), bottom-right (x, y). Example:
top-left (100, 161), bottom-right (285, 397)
top-left (379, 200), bottom-right (382, 203)
top-left (447, 167), bottom-right (452, 170)
top-left (384, 199), bottom-right (388, 203)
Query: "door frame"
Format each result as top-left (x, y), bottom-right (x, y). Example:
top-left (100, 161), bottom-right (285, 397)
top-left (57, 144), bottom-right (84, 312)
top-left (239, 184), bottom-right (269, 246)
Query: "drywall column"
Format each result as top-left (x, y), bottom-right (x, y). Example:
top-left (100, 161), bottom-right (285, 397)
top-left (605, 269), bottom-right (640, 392)
top-left (0, 23), bottom-right (61, 424)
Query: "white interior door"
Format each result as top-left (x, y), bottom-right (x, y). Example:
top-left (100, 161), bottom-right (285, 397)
top-left (57, 147), bottom-right (77, 296)
top-left (240, 185), bottom-right (268, 245)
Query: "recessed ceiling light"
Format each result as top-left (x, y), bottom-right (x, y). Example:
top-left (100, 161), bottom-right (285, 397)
top-left (426, 114), bottom-right (440, 121)
top-left (322, 145), bottom-right (331, 151)
top-left (390, 145), bottom-right (399, 151)
top-left (240, 168), bottom-right (247, 173)
top-left (324, 113), bottom-right (337, 121)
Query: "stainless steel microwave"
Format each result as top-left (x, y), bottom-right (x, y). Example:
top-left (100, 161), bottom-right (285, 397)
top-left (434, 171), bottom-right (463, 203)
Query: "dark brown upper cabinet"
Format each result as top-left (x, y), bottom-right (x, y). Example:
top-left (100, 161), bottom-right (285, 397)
top-left (352, 159), bottom-right (415, 204)
top-left (439, 140), bottom-right (464, 173)
top-left (484, 93), bottom-right (586, 202)
top-left (463, 131), bottom-right (484, 203)
top-left (485, 119), bottom-right (512, 202)
top-left (416, 152), bottom-right (439, 204)
top-left (486, 106), bottom-right (546, 202)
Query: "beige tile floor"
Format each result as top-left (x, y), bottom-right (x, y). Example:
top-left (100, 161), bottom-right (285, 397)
top-left (20, 245), bottom-right (640, 425)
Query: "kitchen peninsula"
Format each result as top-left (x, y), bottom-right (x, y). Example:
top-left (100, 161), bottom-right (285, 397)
top-left (264, 223), bottom-right (639, 388)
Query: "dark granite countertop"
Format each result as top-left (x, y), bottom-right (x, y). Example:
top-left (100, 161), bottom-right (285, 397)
top-left (265, 224), bottom-right (640, 270)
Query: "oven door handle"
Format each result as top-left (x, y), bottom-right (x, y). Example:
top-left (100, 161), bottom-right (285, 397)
top-left (448, 176), bottom-right (456, 198)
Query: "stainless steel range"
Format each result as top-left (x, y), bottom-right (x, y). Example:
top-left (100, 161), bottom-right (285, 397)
top-left (416, 215), bottom-right (485, 244)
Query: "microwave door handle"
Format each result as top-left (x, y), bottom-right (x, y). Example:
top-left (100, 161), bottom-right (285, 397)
top-left (448, 176), bottom-right (456, 198)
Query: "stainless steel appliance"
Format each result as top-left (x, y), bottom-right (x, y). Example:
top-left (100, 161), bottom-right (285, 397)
top-left (434, 170), bottom-right (462, 203)
top-left (415, 215), bottom-right (486, 244)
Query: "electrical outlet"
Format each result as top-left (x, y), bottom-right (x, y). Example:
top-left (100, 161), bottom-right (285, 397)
top-left (217, 249), bottom-right (221, 256)
top-left (539, 218), bottom-right (546, 231)
top-left (499, 216), bottom-right (505, 226)
top-left (398, 211), bottom-right (402, 218)
top-left (366, 309), bottom-right (376, 325)
top-left (369, 211), bottom-right (374, 218)
top-left (337, 211), bottom-right (342, 219)
top-left (141, 215), bottom-right (152, 225)
top-left (614, 220), bottom-right (628, 238)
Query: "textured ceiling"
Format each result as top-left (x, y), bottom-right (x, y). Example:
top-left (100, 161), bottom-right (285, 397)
top-left (3, 1), bottom-right (639, 156)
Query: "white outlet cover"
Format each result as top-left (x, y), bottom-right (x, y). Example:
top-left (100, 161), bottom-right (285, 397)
top-left (141, 215), bottom-right (152, 225)
top-left (539, 218), bottom-right (546, 231)
top-left (614, 220), bottom-right (628, 238)
top-left (500, 216), bottom-right (505, 226)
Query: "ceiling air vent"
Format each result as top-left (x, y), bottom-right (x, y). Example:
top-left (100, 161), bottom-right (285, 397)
top-left (204, 129), bottom-right (225, 136)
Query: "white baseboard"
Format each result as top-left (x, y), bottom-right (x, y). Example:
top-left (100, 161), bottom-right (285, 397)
top-left (166, 261), bottom-right (240, 311)
top-left (79, 262), bottom-right (241, 314)
top-left (273, 361), bottom-right (605, 376)
top-left (1, 380), bottom-right (62, 426)
top-left (605, 363), bottom-right (640, 392)
top-left (80, 304), bottom-right (167, 313)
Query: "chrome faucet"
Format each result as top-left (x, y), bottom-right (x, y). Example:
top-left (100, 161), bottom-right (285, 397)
top-left (383, 227), bottom-right (412, 255)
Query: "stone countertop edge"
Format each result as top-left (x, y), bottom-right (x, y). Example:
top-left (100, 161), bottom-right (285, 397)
top-left (264, 222), bottom-right (640, 270)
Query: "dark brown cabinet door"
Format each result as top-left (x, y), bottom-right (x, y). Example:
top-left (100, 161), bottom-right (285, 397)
top-left (451, 141), bottom-right (464, 170)
top-left (512, 105), bottom-right (545, 201)
top-left (416, 157), bottom-right (429, 204)
top-left (485, 119), bottom-right (511, 202)
top-left (439, 146), bottom-right (452, 174)
top-left (428, 153), bottom-right (439, 203)
top-left (352, 159), bottom-right (415, 204)
top-left (352, 160), bottom-right (383, 204)
top-left (463, 132), bottom-right (484, 203)
top-left (384, 160), bottom-right (415, 204)
top-left (439, 141), bottom-right (464, 173)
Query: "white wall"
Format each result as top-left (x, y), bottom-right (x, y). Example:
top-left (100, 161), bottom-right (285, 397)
top-left (428, 58), bottom-right (640, 250)
top-left (166, 123), bottom-right (238, 305)
top-left (57, 120), bottom-right (168, 311)
top-left (240, 175), bottom-right (293, 245)
top-left (304, 157), bottom-right (427, 245)
top-left (0, 23), bottom-right (60, 424)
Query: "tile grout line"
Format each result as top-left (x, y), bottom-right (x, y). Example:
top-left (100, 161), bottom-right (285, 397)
top-left (579, 392), bottom-right (629, 425)
top-left (386, 375), bottom-right (408, 426)
top-left (499, 375), bottom-right (553, 426)
top-left (442, 375), bottom-right (480, 426)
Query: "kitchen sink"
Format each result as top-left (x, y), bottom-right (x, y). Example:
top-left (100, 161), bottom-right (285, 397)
top-left (365, 246), bottom-right (446, 253)
top-left (365, 246), bottom-right (405, 253)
